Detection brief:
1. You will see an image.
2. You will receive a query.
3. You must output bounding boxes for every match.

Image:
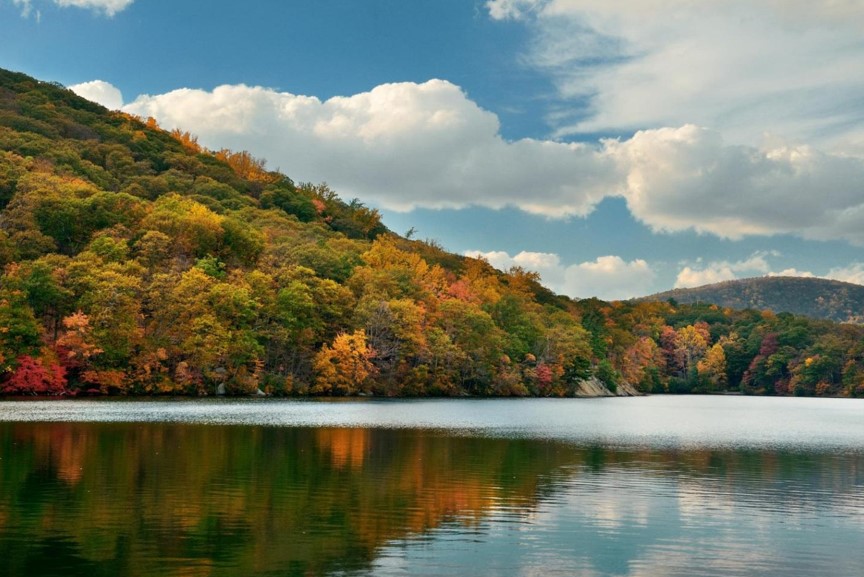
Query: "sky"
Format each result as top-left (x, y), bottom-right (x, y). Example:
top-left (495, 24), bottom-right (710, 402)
top-left (2, 0), bottom-right (864, 300)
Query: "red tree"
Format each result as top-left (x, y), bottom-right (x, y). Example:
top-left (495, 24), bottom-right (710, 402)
top-left (2, 356), bottom-right (67, 395)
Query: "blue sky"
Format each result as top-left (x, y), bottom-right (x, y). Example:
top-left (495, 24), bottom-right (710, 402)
top-left (3, 0), bottom-right (864, 299)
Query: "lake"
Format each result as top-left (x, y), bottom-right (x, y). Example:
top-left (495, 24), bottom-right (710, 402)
top-left (0, 396), bottom-right (862, 576)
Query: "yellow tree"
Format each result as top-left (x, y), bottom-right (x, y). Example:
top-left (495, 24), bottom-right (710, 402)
top-left (350, 236), bottom-right (447, 302)
top-left (674, 324), bottom-right (710, 381)
top-left (214, 149), bottom-right (281, 184)
top-left (140, 194), bottom-right (225, 259)
top-left (312, 330), bottom-right (375, 395)
top-left (697, 343), bottom-right (727, 391)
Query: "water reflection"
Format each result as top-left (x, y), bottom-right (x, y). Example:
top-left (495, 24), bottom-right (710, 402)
top-left (0, 422), bottom-right (862, 577)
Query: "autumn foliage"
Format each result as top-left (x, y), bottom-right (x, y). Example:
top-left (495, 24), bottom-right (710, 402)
top-left (2, 355), bottom-right (66, 395)
top-left (1, 68), bottom-right (864, 397)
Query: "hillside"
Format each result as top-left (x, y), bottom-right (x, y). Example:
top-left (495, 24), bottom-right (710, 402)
top-left (0, 67), bottom-right (584, 397)
top-left (638, 277), bottom-right (864, 323)
top-left (1, 67), bottom-right (863, 398)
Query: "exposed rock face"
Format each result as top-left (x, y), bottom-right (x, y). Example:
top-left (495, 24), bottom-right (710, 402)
top-left (574, 377), bottom-right (641, 397)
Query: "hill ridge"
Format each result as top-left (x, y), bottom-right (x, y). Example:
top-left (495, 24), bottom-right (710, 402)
top-left (637, 276), bottom-right (864, 323)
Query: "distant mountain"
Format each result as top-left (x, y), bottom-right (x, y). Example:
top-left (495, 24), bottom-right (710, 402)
top-left (637, 276), bottom-right (864, 323)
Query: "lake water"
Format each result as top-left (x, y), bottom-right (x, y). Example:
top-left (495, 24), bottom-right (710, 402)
top-left (0, 396), bottom-right (862, 576)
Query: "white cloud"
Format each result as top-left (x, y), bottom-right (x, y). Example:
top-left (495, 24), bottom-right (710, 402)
top-left (12, 0), bottom-right (133, 17)
top-left (12, 0), bottom-right (32, 16)
top-left (54, 0), bottom-right (133, 16)
top-left (675, 252), bottom-right (817, 288)
top-left (607, 125), bottom-right (864, 242)
top-left (466, 250), bottom-right (655, 300)
top-left (96, 79), bottom-right (864, 245)
top-left (488, 0), bottom-right (864, 151)
top-left (485, 0), bottom-right (547, 20)
top-left (69, 80), bottom-right (124, 109)
top-left (675, 254), bottom-right (864, 289)
top-left (124, 80), bottom-right (618, 217)
top-left (565, 255), bottom-right (655, 300)
top-left (826, 263), bottom-right (864, 285)
top-left (675, 266), bottom-right (737, 289)
top-left (767, 268), bottom-right (815, 278)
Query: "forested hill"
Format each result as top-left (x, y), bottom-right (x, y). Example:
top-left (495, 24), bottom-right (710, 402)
top-left (638, 277), bottom-right (864, 323)
top-left (1, 67), bottom-right (863, 398)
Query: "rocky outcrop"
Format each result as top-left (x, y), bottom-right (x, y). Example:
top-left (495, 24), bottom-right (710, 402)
top-left (574, 377), bottom-right (641, 397)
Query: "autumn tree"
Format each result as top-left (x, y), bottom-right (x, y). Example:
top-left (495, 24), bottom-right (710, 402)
top-left (1, 355), bottom-right (66, 395)
top-left (620, 336), bottom-right (664, 392)
top-left (697, 343), bottom-right (727, 392)
top-left (673, 323), bottom-right (710, 380)
top-left (312, 330), bottom-right (375, 395)
top-left (349, 236), bottom-right (448, 302)
top-left (214, 149), bottom-right (281, 184)
top-left (140, 194), bottom-right (225, 260)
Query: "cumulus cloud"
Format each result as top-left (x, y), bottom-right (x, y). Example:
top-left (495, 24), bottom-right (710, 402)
top-left (677, 262), bottom-right (864, 288)
top-left (826, 263), bottom-right (864, 285)
top-left (767, 268), bottom-right (815, 279)
top-left (87, 78), bottom-right (863, 244)
top-left (69, 80), bottom-right (124, 109)
top-left (565, 256), bottom-right (656, 300)
top-left (124, 80), bottom-right (618, 217)
top-left (465, 250), bottom-right (655, 300)
top-left (675, 266), bottom-right (737, 289)
top-left (675, 253), bottom-right (864, 288)
top-left (487, 0), bottom-right (864, 151)
top-left (13, 0), bottom-right (133, 17)
top-left (607, 125), bottom-right (864, 242)
top-left (675, 251), bottom-right (813, 288)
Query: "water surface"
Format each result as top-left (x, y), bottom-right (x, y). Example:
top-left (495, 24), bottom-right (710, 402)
top-left (0, 396), bottom-right (862, 576)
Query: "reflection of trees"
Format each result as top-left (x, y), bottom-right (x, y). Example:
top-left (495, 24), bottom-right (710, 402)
top-left (1, 424), bottom-right (861, 577)
top-left (0, 423), bottom-right (570, 576)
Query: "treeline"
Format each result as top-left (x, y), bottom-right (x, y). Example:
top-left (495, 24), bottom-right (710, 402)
top-left (0, 68), bottom-right (863, 397)
top-left (575, 299), bottom-right (864, 397)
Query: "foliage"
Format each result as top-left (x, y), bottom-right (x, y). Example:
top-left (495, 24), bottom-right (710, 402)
top-left (312, 330), bottom-right (375, 395)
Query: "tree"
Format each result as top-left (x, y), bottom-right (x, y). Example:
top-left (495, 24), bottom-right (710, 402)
top-left (0, 286), bottom-right (42, 364)
top-left (214, 149), bottom-right (280, 184)
top-left (620, 336), bottom-right (663, 392)
top-left (140, 194), bottom-right (225, 260)
top-left (697, 343), bottom-right (727, 392)
top-left (673, 324), bottom-right (710, 381)
top-left (350, 236), bottom-right (447, 302)
top-left (312, 330), bottom-right (375, 395)
top-left (355, 297), bottom-right (428, 394)
top-left (2, 355), bottom-right (66, 395)
top-left (435, 299), bottom-right (507, 394)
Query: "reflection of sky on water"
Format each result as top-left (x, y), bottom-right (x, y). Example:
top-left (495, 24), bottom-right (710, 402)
top-left (364, 460), bottom-right (864, 577)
